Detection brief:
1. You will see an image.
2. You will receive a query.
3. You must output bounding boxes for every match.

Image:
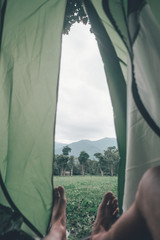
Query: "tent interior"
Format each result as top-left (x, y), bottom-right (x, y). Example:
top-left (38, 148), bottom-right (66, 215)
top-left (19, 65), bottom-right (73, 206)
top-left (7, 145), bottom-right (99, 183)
top-left (0, 0), bottom-right (160, 238)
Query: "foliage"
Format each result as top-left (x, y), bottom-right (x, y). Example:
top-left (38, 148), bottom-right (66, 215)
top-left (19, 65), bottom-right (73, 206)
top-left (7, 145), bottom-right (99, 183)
top-left (58, 154), bottom-right (68, 176)
top-left (54, 146), bottom-right (119, 176)
top-left (104, 147), bottom-right (120, 176)
top-left (53, 154), bottom-right (60, 175)
top-left (73, 163), bottom-right (81, 175)
top-left (62, 146), bottom-right (72, 156)
top-left (63, 0), bottom-right (88, 35)
top-left (78, 151), bottom-right (89, 176)
top-left (94, 152), bottom-right (106, 176)
top-left (53, 146), bottom-right (72, 176)
top-left (67, 155), bottom-right (75, 176)
top-left (54, 175), bottom-right (118, 240)
top-left (85, 159), bottom-right (99, 175)
top-left (94, 147), bottom-right (120, 176)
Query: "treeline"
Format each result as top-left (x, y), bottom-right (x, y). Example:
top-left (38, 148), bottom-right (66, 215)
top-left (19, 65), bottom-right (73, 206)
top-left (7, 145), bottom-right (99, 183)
top-left (53, 146), bottom-right (120, 176)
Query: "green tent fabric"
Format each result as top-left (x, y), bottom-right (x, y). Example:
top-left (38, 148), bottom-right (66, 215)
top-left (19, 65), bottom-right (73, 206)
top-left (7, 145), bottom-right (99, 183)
top-left (89, 0), bottom-right (160, 211)
top-left (83, 0), bottom-right (127, 214)
top-left (0, 0), bottom-right (66, 236)
top-left (91, 0), bottom-right (128, 80)
top-left (123, 1), bottom-right (160, 210)
top-left (0, 0), bottom-right (160, 238)
top-left (84, 0), bottom-right (160, 212)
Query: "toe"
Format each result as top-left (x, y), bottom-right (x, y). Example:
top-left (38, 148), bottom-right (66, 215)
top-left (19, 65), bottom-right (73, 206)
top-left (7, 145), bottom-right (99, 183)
top-left (113, 208), bottom-right (119, 216)
top-left (112, 198), bottom-right (118, 210)
top-left (108, 195), bottom-right (116, 207)
top-left (102, 192), bottom-right (114, 207)
top-left (58, 186), bottom-right (65, 199)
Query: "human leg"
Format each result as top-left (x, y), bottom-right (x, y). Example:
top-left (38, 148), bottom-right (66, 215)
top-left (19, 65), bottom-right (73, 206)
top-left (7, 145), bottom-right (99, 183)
top-left (91, 191), bottom-right (118, 237)
top-left (43, 166), bottom-right (160, 240)
top-left (44, 186), bottom-right (67, 240)
top-left (135, 166), bottom-right (160, 240)
top-left (91, 167), bottom-right (160, 240)
top-left (107, 166), bottom-right (160, 240)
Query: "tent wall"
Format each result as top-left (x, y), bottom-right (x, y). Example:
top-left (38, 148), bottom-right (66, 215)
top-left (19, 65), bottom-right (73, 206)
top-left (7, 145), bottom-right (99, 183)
top-left (85, 0), bottom-right (160, 212)
top-left (0, 0), bottom-right (66, 236)
top-left (123, 1), bottom-right (160, 210)
top-left (83, 0), bottom-right (127, 213)
top-left (0, 0), bottom-right (160, 236)
top-left (0, 0), bottom-right (7, 48)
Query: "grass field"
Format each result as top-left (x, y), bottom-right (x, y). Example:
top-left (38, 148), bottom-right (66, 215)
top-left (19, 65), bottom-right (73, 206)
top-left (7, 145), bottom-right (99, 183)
top-left (54, 176), bottom-right (118, 240)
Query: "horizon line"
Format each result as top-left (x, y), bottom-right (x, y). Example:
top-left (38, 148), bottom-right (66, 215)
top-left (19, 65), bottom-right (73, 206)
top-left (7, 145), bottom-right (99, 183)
top-left (55, 136), bottom-right (117, 145)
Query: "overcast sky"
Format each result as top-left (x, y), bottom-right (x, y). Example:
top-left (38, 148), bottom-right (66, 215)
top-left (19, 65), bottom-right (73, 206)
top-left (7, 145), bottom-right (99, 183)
top-left (55, 23), bottom-right (116, 144)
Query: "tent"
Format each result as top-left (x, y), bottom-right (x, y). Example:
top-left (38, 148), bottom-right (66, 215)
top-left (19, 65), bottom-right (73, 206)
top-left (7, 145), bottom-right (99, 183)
top-left (0, 0), bottom-right (160, 238)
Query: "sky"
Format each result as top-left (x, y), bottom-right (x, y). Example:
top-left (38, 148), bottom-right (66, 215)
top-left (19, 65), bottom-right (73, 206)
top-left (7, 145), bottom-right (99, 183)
top-left (55, 23), bottom-right (116, 144)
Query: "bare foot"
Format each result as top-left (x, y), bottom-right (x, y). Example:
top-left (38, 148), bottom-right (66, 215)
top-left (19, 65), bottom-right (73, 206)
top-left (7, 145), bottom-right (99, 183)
top-left (44, 186), bottom-right (67, 240)
top-left (91, 192), bottom-right (118, 240)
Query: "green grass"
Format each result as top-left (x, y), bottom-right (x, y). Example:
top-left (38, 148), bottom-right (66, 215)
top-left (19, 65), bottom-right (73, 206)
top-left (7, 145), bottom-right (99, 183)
top-left (54, 176), bottom-right (118, 240)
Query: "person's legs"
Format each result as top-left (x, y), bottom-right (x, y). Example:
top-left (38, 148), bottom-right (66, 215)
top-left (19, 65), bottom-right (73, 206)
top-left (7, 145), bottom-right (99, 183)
top-left (135, 166), bottom-right (160, 240)
top-left (92, 199), bottom-right (152, 240)
top-left (44, 186), bottom-right (67, 240)
top-left (91, 166), bottom-right (160, 240)
top-left (43, 166), bottom-right (160, 240)
top-left (91, 191), bottom-right (118, 238)
top-left (91, 191), bottom-right (150, 240)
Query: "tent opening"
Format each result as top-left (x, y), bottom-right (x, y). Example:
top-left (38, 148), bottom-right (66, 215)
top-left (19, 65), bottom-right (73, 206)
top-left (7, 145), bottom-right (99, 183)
top-left (53, 22), bottom-right (119, 239)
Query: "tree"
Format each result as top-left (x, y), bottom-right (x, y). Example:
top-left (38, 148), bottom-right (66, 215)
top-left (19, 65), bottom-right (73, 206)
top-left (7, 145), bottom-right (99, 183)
top-left (111, 148), bottom-right (120, 176)
top-left (56, 154), bottom-right (68, 176)
top-left (86, 159), bottom-right (99, 175)
top-left (73, 162), bottom-right (81, 175)
top-left (78, 151), bottom-right (89, 176)
top-left (63, 0), bottom-right (88, 35)
top-left (104, 146), bottom-right (119, 176)
top-left (62, 146), bottom-right (71, 156)
top-left (94, 153), bottom-right (106, 176)
top-left (53, 154), bottom-right (60, 176)
top-left (57, 146), bottom-right (72, 176)
top-left (67, 155), bottom-right (75, 176)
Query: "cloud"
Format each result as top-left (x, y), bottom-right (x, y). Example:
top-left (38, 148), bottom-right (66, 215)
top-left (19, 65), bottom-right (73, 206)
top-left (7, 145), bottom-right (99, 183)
top-left (55, 23), bottom-right (116, 143)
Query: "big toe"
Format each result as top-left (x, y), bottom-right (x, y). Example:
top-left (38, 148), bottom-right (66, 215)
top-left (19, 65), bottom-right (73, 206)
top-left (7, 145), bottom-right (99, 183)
top-left (101, 192), bottom-right (114, 207)
top-left (58, 186), bottom-right (66, 199)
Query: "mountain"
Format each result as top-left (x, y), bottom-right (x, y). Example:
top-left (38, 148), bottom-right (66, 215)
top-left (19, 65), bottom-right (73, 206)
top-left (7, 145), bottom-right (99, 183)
top-left (55, 137), bottom-right (117, 159)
